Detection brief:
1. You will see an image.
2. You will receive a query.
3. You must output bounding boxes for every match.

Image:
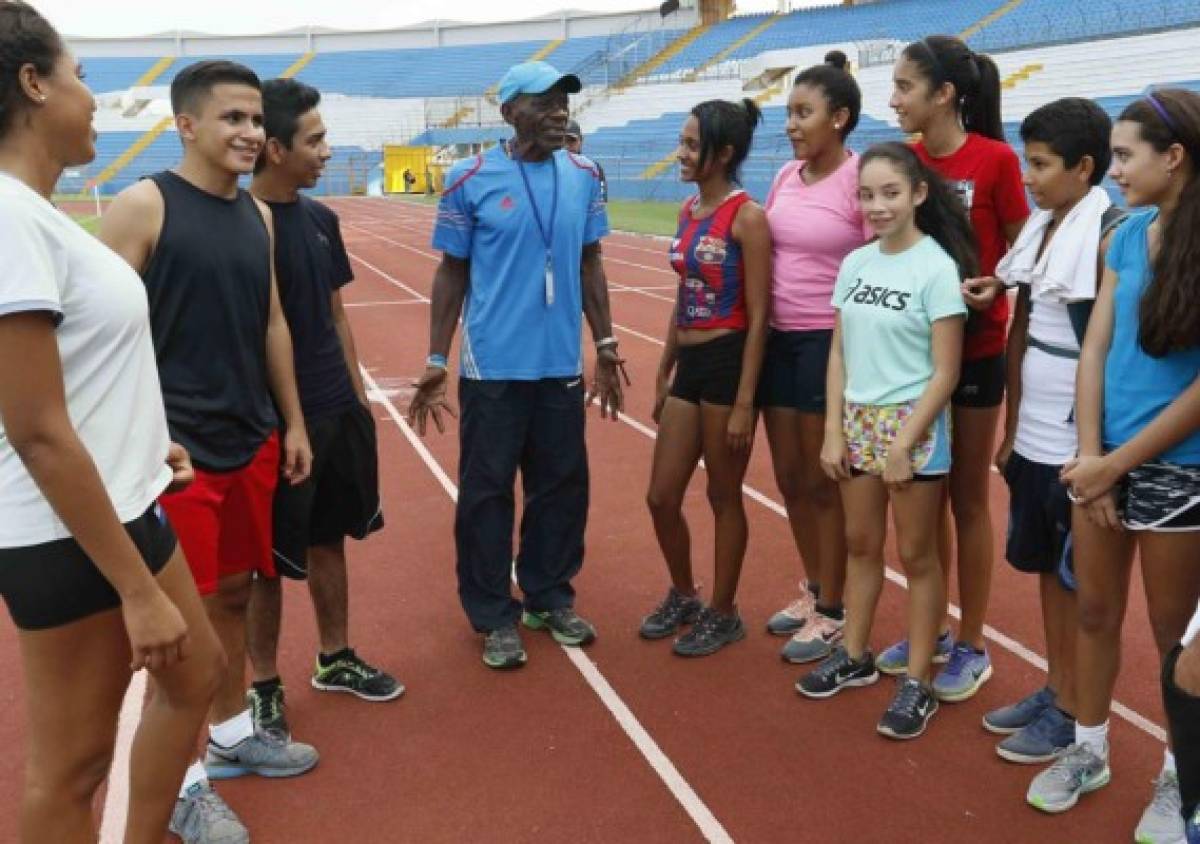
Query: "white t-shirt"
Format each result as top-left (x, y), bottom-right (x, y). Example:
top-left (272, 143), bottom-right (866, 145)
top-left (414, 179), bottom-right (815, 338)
top-left (1014, 295), bottom-right (1080, 465)
top-left (0, 173), bottom-right (172, 547)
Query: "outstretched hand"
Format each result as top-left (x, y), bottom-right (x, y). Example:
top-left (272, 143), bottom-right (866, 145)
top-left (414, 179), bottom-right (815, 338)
top-left (586, 347), bottom-right (630, 421)
top-left (407, 367), bottom-right (457, 435)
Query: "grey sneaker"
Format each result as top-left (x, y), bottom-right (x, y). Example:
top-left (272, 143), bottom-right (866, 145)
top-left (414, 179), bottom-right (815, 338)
top-left (996, 703), bottom-right (1074, 764)
top-left (168, 781), bottom-right (249, 844)
top-left (780, 611), bottom-right (844, 664)
top-left (983, 685), bottom-right (1055, 735)
top-left (1027, 743), bottom-right (1111, 813)
top-left (639, 587), bottom-right (703, 639)
top-left (1134, 770), bottom-right (1185, 844)
top-left (204, 728), bottom-right (319, 780)
top-left (766, 586), bottom-right (816, 636)
top-left (672, 607), bottom-right (745, 657)
top-left (482, 624), bottom-right (527, 669)
top-left (522, 607), bottom-right (597, 646)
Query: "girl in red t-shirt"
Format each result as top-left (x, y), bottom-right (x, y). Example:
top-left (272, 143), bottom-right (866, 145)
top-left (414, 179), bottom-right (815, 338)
top-left (885, 34), bottom-right (1029, 703)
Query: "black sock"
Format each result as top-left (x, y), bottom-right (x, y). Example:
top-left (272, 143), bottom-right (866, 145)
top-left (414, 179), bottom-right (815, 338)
top-left (319, 647), bottom-right (354, 667)
top-left (808, 582), bottom-right (821, 599)
top-left (815, 603), bottom-right (845, 621)
top-left (252, 676), bottom-right (282, 694)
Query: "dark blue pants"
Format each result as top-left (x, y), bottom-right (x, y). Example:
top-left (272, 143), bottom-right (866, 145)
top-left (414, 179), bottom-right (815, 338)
top-left (455, 377), bottom-right (589, 632)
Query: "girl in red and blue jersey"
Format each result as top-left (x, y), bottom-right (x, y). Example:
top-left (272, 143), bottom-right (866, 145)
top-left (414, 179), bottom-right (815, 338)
top-left (640, 99), bottom-right (771, 657)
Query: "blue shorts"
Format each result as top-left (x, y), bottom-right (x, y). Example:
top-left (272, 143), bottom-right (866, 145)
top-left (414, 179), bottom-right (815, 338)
top-left (1002, 452), bottom-right (1075, 589)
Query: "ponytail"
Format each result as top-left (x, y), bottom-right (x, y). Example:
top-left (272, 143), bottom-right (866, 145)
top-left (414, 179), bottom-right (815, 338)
top-left (794, 51), bottom-right (862, 140)
top-left (690, 97), bottom-right (763, 184)
top-left (901, 35), bottom-right (1005, 142)
top-left (861, 142), bottom-right (979, 279)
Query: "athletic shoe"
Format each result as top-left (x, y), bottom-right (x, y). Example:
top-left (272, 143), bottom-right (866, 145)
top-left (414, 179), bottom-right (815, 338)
top-left (1027, 743), bottom-right (1111, 813)
top-left (311, 649), bottom-right (404, 702)
top-left (246, 682), bottom-right (288, 736)
top-left (766, 584), bottom-right (816, 636)
top-left (672, 607), bottom-right (745, 657)
top-left (796, 646), bottom-right (879, 699)
top-left (169, 781), bottom-right (248, 844)
top-left (482, 624), bottom-right (527, 670)
top-left (522, 607), bottom-right (597, 646)
top-left (1186, 804), bottom-right (1199, 844)
top-left (933, 643), bottom-right (994, 702)
top-left (204, 729), bottom-right (319, 780)
top-left (877, 676), bottom-right (939, 740)
top-left (877, 630), bottom-right (954, 676)
top-left (780, 611), bottom-right (844, 664)
top-left (996, 704), bottom-right (1075, 764)
top-left (1134, 771), bottom-right (1186, 844)
top-left (639, 587), bottom-right (703, 640)
top-left (983, 685), bottom-right (1056, 735)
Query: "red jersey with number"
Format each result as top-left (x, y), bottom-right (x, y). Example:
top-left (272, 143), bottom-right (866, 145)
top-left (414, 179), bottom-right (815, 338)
top-left (915, 133), bottom-right (1028, 360)
top-left (670, 190), bottom-right (751, 330)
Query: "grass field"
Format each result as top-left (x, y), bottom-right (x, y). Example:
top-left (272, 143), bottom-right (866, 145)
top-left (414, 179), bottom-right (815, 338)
top-left (389, 194), bottom-right (678, 237)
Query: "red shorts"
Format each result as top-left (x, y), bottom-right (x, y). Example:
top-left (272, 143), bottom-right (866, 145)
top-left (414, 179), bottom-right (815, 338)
top-left (160, 433), bottom-right (279, 596)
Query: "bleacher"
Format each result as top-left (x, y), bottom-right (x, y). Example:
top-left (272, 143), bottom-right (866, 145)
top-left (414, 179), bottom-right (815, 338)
top-left (972, 0), bottom-right (1200, 52)
top-left (84, 56), bottom-right (159, 94)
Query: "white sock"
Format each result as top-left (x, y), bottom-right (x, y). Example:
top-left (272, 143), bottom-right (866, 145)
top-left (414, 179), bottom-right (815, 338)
top-left (1076, 721), bottom-right (1110, 758)
top-left (209, 709), bottom-right (254, 748)
top-left (1164, 749), bottom-right (1177, 775)
top-left (178, 760), bottom-right (208, 798)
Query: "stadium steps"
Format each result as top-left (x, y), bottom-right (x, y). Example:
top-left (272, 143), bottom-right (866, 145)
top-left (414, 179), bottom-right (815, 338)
top-left (89, 51), bottom-right (314, 192)
top-left (1002, 62), bottom-right (1044, 89)
top-left (134, 56), bottom-right (176, 87)
top-left (614, 23), bottom-right (711, 90)
top-left (683, 13), bottom-right (785, 83)
top-left (960, 0), bottom-right (1030, 40)
top-left (281, 51), bottom-right (317, 78)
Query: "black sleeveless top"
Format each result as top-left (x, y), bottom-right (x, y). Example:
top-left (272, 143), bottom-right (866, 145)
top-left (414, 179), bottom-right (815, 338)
top-left (143, 171), bottom-right (277, 472)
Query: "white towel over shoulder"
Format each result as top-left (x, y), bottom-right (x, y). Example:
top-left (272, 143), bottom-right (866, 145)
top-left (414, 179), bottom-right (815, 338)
top-left (996, 186), bottom-right (1111, 302)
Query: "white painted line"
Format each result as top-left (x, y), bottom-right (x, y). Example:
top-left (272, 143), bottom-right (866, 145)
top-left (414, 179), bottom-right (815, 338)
top-left (98, 671), bottom-right (147, 843)
top-left (348, 254), bottom-right (430, 303)
top-left (342, 199), bottom-right (1167, 743)
top-left (361, 367), bottom-right (734, 844)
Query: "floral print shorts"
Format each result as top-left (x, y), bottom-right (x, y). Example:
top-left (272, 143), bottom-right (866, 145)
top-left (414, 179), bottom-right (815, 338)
top-left (843, 401), bottom-right (952, 477)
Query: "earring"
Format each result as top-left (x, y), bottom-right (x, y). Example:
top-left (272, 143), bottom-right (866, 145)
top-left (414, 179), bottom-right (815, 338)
top-left (38, 95), bottom-right (47, 103)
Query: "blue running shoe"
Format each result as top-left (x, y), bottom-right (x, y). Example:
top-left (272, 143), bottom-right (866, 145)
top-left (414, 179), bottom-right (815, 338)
top-left (1186, 804), bottom-right (1199, 844)
top-left (877, 631), bottom-right (954, 677)
top-left (996, 703), bottom-right (1074, 764)
top-left (983, 686), bottom-right (1055, 735)
top-left (933, 643), bottom-right (993, 702)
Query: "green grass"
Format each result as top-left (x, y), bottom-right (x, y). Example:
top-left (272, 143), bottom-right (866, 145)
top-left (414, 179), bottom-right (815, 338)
top-left (75, 216), bottom-right (101, 235)
top-left (391, 194), bottom-right (678, 237)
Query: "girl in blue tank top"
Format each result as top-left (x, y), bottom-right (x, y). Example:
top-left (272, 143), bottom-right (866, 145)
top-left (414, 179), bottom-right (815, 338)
top-left (1039, 90), bottom-right (1200, 829)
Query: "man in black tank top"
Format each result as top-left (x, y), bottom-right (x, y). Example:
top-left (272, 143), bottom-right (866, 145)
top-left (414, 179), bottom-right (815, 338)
top-left (101, 60), bottom-right (318, 842)
top-left (242, 79), bottom-right (401, 737)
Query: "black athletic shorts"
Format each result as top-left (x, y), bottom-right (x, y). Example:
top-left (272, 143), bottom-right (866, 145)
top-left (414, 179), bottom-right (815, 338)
top-left (0, 504), bottom-right (177, 630)
top-left (756, 328), bottom-right (832, 413)
top-left (272, 402), bottom-right (385, 579)
top-left (952, 353), bottom-right (1006, 409)
top-left (1117, 460), bottom-right (1200, 532)
top-left (670, 332), bottom-right (746, 407)
top-left (1003, 452), bottom-right (1074, 584)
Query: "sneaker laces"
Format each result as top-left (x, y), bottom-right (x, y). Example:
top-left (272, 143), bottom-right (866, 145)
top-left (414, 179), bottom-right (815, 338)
top-left (250, 685), bottom-right (283, 724)
top-left (812, 648), bottom-right (853, 682)
top-left (651, 589), bottom-right (690, 622)
top-left (782, 588), bottom-right (815, 620)
top-left (331, 650), bottom-right (379, 680)
top-left (941, 644), bottom-right (973, 679)
top-left (192, 785), bottom-right (240, 823)
top-left (890, 678), bottom-right (925, 714)
top-left (1043, 744), bottom-right (1101, 786)
top-left (1147, 771), bottom-right (1182, 816)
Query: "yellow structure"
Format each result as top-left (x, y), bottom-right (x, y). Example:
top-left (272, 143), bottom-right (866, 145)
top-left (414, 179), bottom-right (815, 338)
top-left (959, 0), bottom-right (1030, 40)
top-left (683, 13), bottom-right (784, 83)
top-left (1002, 62), bottom-right (1044, 89)
top-left (384, 145), bottom-right (443, 194)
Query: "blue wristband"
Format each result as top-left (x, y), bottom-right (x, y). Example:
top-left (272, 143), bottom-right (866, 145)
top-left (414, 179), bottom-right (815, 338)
top-left (426, 353), bottom-right (448, 369)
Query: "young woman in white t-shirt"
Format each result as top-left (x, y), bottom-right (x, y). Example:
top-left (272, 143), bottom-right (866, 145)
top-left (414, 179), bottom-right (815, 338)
top-left (0, 5), bottom-right (223, 841)
top-left (796, 142), bottom-right (971, 741)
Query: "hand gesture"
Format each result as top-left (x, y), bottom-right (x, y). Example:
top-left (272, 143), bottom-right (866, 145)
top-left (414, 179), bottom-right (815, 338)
top-left (165, 442), bottom-right (194, 494)
top-left (962, 276), bottom-right (1003, 311)
top-left (1060, 455), bottom-right (1119, 505)
top-left (407, 366), bottom-right (456, 436)
top-left (586, 347), bottom-right (629, 421)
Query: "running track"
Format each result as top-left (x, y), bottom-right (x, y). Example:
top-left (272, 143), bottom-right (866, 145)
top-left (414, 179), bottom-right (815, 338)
top-left (0, 196), bottom-right (1173, 842)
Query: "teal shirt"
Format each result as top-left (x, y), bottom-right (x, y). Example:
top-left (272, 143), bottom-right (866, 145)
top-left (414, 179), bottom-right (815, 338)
top-left (833, 236), bottom-right (966, 405)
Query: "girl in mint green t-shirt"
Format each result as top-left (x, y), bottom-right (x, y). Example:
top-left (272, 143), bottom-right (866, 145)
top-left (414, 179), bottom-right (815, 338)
top-left (796, 143), bottom-right (971, 741)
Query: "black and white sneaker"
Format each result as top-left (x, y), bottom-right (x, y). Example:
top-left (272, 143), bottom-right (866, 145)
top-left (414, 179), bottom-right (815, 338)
top-left (796, 645), bottom-right (879, 699)
top-left (640, 587), bottom-right (703, 640)
top-left (877, 676), bottom-right (939, 740)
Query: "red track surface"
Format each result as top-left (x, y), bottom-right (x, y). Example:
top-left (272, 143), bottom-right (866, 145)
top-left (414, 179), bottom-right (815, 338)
top-left (0, 196), bottom-right (1169, 842)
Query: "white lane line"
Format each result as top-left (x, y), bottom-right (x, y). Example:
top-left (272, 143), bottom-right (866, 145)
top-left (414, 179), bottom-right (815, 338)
top-left (343, 201), bottom-right (1166, 743)
top-left (349, 254), bottom-right (430, 303)
top-left (362, 368), bottom-right (734, 844)
top-left (99, 671), bottom-right (147, 843)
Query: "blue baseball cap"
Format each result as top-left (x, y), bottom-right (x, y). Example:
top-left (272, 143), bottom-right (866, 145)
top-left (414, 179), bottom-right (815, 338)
top-left (498, 61), bottom-right (581, 105)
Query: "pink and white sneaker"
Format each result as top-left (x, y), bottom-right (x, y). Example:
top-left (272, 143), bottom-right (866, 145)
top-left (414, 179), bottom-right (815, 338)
top-left (766, 583), bottom-right (817, 636)
top-left (781, 611), bottom-right (845, 663)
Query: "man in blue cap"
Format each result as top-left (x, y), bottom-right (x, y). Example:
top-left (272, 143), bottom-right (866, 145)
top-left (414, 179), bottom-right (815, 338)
top-left (408, 61), bottom-right (627, 669)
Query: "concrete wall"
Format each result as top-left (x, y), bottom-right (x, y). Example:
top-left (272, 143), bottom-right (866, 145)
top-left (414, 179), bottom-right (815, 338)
top-left (67, 6), bottom-right (699, 57)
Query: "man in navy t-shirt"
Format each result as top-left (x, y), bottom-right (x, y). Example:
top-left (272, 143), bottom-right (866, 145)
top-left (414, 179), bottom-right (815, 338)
top-left (247, 79), bottom-right (401, 733)
top-left (408, 61), bottom-right (627, 670)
